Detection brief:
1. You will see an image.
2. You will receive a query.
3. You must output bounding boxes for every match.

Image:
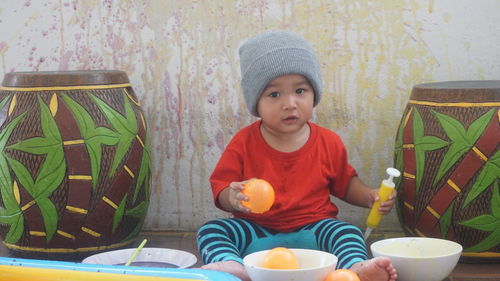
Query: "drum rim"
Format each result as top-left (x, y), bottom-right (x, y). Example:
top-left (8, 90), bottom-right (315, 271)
top-left (414, 80), bottom-right (500, 90)
top-left (410, 80), bottom-right (500, 104)
top-left (1, 70), bottom-right (129, 87)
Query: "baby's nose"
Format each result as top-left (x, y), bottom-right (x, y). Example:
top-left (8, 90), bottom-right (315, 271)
top-left (282, 94), bottom-right (298, 109)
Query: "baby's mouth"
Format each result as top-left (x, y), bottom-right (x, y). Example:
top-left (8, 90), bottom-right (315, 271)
top-left (283, 116), bottom-right (298, 122)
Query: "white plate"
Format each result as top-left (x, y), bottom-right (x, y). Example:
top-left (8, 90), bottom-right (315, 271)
top-left (82, 248), bottom-right (197, 268)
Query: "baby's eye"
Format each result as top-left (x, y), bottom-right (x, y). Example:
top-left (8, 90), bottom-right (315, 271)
top-left (268, 91), bottom-right (280, 98)
top-left (296, 88), bottom-right (306, 94)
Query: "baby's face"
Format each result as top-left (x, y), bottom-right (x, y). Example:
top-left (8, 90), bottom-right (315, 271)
top-left (257, 74), bottom-right (314, 135)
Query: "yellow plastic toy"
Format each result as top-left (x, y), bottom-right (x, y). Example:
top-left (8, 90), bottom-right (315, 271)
top-left (364, 168), bottom-right (400, 240)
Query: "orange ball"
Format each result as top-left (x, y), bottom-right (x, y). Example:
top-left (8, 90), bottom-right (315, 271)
top-left (324, 269), bottom-right (360, 281)
top-left (241, 179), bottom-right (275, 214)
top-left (261, 247), bottom-right (299, 270)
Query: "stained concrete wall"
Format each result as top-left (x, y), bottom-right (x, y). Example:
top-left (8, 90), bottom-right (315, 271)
top-left (1, 0), bottom-right (499, 232)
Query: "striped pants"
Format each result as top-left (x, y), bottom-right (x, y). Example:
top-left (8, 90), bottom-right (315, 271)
top-left (197, 218), bottom-right (368, 269)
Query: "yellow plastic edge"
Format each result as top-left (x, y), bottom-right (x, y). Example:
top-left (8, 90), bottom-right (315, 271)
top-left (0, 265), bottom-right (200, 281)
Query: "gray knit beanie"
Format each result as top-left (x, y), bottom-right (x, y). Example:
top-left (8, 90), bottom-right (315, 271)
top-left (239, 30), bottom-right (322, 116)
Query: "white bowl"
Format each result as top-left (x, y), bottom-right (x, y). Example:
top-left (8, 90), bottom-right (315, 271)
top-left (371, 237), bottom-right (462, 281)
top-left (82, 247), bottom-right (197, 268)
top-left (243, 248), bottom-right (337, 281)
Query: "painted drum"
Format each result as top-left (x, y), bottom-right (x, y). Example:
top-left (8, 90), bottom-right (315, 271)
top-left (0, 70), bottom-right (151, 260)
top-left (393, 80), bottom-right (500, 262)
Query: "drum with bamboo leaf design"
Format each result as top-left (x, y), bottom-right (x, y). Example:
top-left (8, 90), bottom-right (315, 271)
top-left (0, 70), bottom-right (151, 260)
top-left (394, 80), bottom-right (499, 262)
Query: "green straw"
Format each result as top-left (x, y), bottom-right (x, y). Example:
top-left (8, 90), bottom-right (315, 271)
top-left (124, 238), bottom-right (148, 266)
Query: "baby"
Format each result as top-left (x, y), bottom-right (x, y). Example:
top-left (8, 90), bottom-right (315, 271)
top-left (197, 30), bottom-right (397, 281)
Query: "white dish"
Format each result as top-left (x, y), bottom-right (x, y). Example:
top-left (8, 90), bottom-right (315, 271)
top-left (82, 247), bottom-right (197, 268)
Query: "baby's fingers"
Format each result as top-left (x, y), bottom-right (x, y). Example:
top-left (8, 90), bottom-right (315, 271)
top-left (378, 204), bottom-right (392, 215)
top-left (379, 197), bottom-right (395, 214)
top-left (228, 182), bottom-right (251, 213)
top-left (229, 181), bottom-right (245, 191)
top-left (236, 201), bottom-right (251, 213)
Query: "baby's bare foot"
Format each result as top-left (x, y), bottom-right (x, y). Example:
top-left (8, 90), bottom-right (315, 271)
top-left (201, 260), bottom-right (251, 281)
top-left (350, 257), bottom-right (397, 281)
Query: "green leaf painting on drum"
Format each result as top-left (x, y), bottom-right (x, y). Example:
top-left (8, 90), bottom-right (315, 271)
top-left (113, 194), bottom-right (127, 234)
top-left (126, 133), bottom-right (151, 238)
top-left (431, 109), bottom-right (495, 186)
top-left (429, 109), bottom-right (498, 241)
top-left (123, 200), bottom-right (149, 241)
top-left (0, 96), bottom-right (27, 244)
top-left (393, 109), bottom-right (406, 188)
top-left (60, 93), bottom-right (119, 188)
top-left (439, 201), bottom-right (454, 239)
top-left (91, 93), bottom-right (138, 178)
top-left (412, 108), bottom-right (448, 192)
top-left (60, 92), bottom-right (151, 238)
top-left (463, 150), bottom-right (500, 208)
top-left (7, 96), bottom-right (67, 243)
top-left (134, 131), bottom-right (151, 203)
top-left (460, 182), bottom-right (500, 252)
top-left (90, 92), bottom-right (150, 235)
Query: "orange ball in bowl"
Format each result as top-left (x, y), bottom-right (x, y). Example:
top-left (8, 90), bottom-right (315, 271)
top-left (261, 247), bottom-right (299, 270)
top-left (241, 179), bottom-right (275, 214)
top-left (324, 269), bottom-right (360, 281)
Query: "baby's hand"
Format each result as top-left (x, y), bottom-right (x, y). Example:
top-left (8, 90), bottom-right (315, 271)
top-left (228, 180), bottom-right (252, 213)
top-left (377, 190), bottom-right (396, 215)
top-left (370, 189), bottom-right (396, 215)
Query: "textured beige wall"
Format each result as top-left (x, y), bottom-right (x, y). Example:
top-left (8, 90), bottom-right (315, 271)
top-left (1, 0), bottom-right (499, 231)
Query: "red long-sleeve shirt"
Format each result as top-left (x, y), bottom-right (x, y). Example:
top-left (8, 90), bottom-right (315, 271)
top-left (210, 120), bottom-right (357, 232)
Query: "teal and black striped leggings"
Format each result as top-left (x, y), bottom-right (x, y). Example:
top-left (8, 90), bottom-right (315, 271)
top-left (197, 218), bottom-right (368, 269)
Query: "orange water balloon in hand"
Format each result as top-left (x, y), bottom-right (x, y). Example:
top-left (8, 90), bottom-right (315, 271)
top-left (261, 247), bottom-right (299, 269)
top-left (241, 179), bottom-right (275, 214)
top-left (324, 269), bottom-right (360, 281)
